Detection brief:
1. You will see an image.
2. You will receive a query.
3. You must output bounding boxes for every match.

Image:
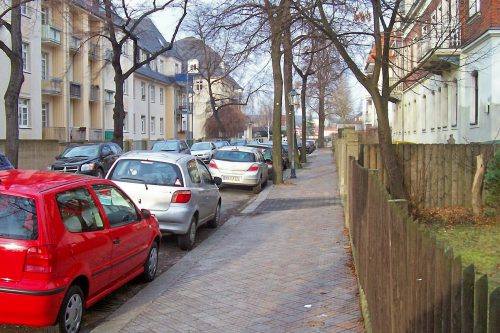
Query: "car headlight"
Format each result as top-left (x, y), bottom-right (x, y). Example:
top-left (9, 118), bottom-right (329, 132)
top-left (47, 166), bottom-right (52, 171)
top-left (80, 163), bottom-right (96, 171)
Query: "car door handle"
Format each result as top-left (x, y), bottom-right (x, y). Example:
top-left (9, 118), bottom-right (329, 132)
top-left (112, 238), bottom-right (121, 245)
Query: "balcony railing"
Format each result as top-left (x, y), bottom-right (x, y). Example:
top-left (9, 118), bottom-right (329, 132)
top-left (41, 24), bottom-right (62, 45)
top-left (90, 85), bottom-right (99, 102)
top-left (70, 127), bottom-right (86, 142)
top-left (41, 77), bottom-right (62, 95)
top-left (69, 36), bottom-right (81, 52)
top-left (389, 77), bottom-right (403, 101)
top-left (70, 82), bottom-right (81, 99)
top-left (42, 127), bottom-right (66, 142)
top-left (89, 129), bottom-right (103, 142)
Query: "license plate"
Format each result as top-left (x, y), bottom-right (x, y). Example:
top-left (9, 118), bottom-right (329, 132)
top-left (223, 176), bottom-right (240, 181)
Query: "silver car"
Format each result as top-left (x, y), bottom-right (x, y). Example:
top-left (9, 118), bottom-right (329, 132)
top-left (190, 141), bottom-right (217, 163)
top-left (106, 151), bottom-right (221, 250)
top-left (208, 146), bottom-right (269, 193)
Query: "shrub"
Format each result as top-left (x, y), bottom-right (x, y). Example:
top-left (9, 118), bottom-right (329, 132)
top-left (484, 149), bottom-right (500, 215)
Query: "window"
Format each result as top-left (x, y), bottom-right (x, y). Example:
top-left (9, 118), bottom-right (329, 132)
top-left (141, 81), bottom-right (146, 100)
top-left (150, 116), bottom-right (155, 134)
top-left (159, 59), bottom-right (164, 73)
top-left (123, 80), bottom-right (128, 95)
top-left (141, 115), bottom-right (146, 133)
top-left (187, 159), bottom-right (201, 184)
top-left (41, 7), bottom-right (48, 25)
top-left (150, 85), bottom-right (155, 103)
top-left (150, 59), bottom-right (156, 71)
top-left (123, 112), bottom-right (128, 132)
top-left (20, 4), bottom-right (29, 17)
top-left (133, 114), bottom-right (136, 134)
top-left (105, 90), bottom-right (114, 103)
top-left (0, 193), bottom-right (38, 240)
top-left (56, 187), bottom-right (104, 233)
top-left (41, 52), bottom-right (48, 80)
top-left (469, 0), bottom-right (480, 16)
top-left (42, 102), bottom-right (49, 128)
top-left (431, 91), bottom-right (436, 130)
top-left (22, 43), bottom-right (30, 72)
top-left (196, 160), bottom-right (213, 184)
top-left (92, 184), bottom-right (139, 227)
top-left (470, 70), bottom-right (479, 125)
top-left (140, 50), bottom-right (147, 62)
top-left (175, 63), bottom-right (179, 74)
top-left (18, 98), bottom-right (29, 128)
top-left (195, 80), bottom-right (203, 91)
top-left (160, 88), bottom-right (164, 104)
top-left (159, 118), bottom-right (164, 135)
top-left (451, 79), bottom-right (458, 127)
top-left (123, 42), bottom-right (129, 57)
top-left (189, 63), bottom-right (198, 72)
top-left (422, 96), bottom-right (426, 132)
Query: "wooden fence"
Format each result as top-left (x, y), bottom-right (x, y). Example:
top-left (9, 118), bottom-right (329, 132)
top-left (359, 144), bottom-right (499, 208)
top-left (348, 158), bottom-right (500, 333)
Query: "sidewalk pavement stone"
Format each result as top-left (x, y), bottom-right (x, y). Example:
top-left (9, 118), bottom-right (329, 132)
top-left (93, 148), bottom-right (364, 333)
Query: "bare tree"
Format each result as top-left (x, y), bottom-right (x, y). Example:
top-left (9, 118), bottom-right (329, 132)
top-left (204, 105), bottom-right (246, 138)
top-left (0, 0), bottom-right (32, 167)
top-left (97, 0), bottom-right (188, 148)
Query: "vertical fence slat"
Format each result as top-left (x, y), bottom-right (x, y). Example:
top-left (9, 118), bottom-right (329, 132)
top-left (450, 256), bottom-right (462, 332)
top-left (442, 249), bottom-right (452, 333)
top-left (427, 236), bottom-right (437, 332)
top-left (474, 275), bottom-right (488, 333)
top-left (434, 244), bottom-right (444, 333)
top-left (489, 287), bottom-right (500, 333)
top-left (451, 146), bottom-right (459, 206)
top-left (462, 265), bottom-right (475, 333)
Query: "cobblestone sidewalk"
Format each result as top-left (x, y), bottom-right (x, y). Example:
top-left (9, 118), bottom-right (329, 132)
top-left (93, 148), bottom-right (364, 333)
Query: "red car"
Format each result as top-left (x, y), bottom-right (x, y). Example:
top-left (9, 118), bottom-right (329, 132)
top-left (0, 170), bottom-right (161, 333)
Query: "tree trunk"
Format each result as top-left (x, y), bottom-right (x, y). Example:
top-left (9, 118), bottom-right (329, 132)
top-left (318, 74), bottom-right (325, 148)
top-left (4, 3), bottom-right (25, 168)
top-left (111, 48), bottom-right (125, 148)
top-left (282, 0), bottom-right (295, 168)
top-left (300, 79), bottom-right (307, 163)
top-left (372, 93), bottom-right (406, 199)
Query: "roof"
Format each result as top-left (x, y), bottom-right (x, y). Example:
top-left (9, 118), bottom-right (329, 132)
top-left (135, 18), bottom-right (169, 54)
top-left (0, 170), bottom-right (98, 195)
top-left (217, 146), bottom-right (260, 153)
top-left (135, 66), bottom-right (177, 85)
top-left (120, 150), bottom-right (190, 164)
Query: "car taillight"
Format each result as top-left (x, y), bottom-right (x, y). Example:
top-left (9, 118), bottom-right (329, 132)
top-left (172, 190), bottom-right (192, 203)
top-left (247, 164), bottom-right (259, 172)
top-left (24, 245), bottom-right (54, 273)
top-left (209, 161), bottom-right (218, 169)
top-left (266, 160), bottom-right (273, 165)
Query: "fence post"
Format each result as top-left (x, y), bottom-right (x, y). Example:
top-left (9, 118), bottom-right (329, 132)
top-left (489, 287), bottom-right (500, 333)
top-left (462, 265), bottom-right (475, 332)
top-left (474, 275), bottom-right (488, 333)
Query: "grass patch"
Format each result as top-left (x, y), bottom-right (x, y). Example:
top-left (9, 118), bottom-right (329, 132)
top-left (422, 222), bottom-right (500, 292)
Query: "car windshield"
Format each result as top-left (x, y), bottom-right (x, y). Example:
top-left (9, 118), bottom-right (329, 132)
top-left (214, 150), bottom-right (255, 162)
top-left (109, 159), bottom-right (184, 187)
top-left (61, 145), bottom-right (99, 158)
top-left (152, 141), bottom-right (179, 152)
top-left (191, 143), bottom-right (211, 151)
top-left (0, 154), bottom-right (13, 170)
top-left (214, 141), bottom-right (228, 148)
top-left (230, 139), bottom-right (246, 146)
top-left (0, 194), bottom-right (38, 240)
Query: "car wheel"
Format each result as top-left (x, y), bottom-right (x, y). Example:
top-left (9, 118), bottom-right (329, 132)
top-left (58, 285), bottom-right (84, 333)
top-left (207, 201), bottom-right (221, 229)
top-left (252, 179), bottom-right (262, 194)
top-left (178, 215), bottom-right (197, 250)
top-left (95, 168), bottom-right (104, 178)
top-left (141, 242), bottom-right (159, 282)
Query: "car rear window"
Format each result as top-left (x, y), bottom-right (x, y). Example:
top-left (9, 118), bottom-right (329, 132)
top-left (152, 141), bottom-right (178, 152)
top-left (214, 150), bottom-right (256, 162)
top-left (109, 159), bottom-right (184, 186)
top-left (0, 194), bottom-right (38, 240)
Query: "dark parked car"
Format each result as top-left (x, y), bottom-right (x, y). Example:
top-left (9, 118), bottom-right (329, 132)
top-left (0, 153), bottom-right (14, 171)
top-left (50, 143), bottom-right (122, 178)
top-left (151, 139), bottom-right (191, 154)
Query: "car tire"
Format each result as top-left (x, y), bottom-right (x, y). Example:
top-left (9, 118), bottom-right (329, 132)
top-left (140, 242), bottom-right (159, 282)
top-left (207, 201), bottom-right (221, 229)
top-left (178, 215), bottom-right (197, 250)
top-left (95, 168), bottom-right (104, 178)
top-left (253, 179), bottom-right (262, 194)
top-left (58, 285), bottom-right (84, 333)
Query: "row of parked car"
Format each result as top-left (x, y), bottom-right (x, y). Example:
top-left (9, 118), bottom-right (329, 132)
top-left (0, 138), bottom-right (285, 332)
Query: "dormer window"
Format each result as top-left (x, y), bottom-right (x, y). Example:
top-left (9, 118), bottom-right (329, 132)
top-left (187, 59), bottom-right (199, 73)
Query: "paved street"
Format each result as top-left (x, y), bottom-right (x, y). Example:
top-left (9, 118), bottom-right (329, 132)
top-left (93, 148), bottom-right (364, 333)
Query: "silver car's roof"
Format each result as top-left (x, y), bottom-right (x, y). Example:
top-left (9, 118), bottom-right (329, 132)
top-left (217, 146), bottom-right (260, 153)
top-left (119, 150), bottom-right (193, 164)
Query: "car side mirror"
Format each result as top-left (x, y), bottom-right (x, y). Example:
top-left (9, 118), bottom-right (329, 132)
top-left (213, 177), bottom-right (222, 186)
top-left (55, 154), bottom-right (61, 159)
top-left (141, 209), bottom-right (151, 219)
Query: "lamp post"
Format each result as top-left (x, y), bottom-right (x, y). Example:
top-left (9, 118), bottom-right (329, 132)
top-left (288, 89), bottom-right (299, 179)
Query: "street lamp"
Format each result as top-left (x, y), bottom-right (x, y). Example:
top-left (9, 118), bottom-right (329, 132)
top-left (288, 88), bottom-right (299, 179)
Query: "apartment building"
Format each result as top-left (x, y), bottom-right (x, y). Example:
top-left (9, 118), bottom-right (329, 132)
top-left (0, 0), bottom-right (186, 145)
top-left (391, 0), bottom-right (500, 143)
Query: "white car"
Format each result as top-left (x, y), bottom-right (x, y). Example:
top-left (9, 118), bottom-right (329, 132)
top-left (106, 151), bottom-right (222, 250)
top-left (190, 141), bottom-right (217, 163)
top-left (208, 146), bottom-right (269, 193)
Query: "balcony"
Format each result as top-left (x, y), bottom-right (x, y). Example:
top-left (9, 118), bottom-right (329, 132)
top-left (88, 43), bottom-right (99, 60)
top-left (42, 77), bottom-right (62, 95)
top-left (389, 77), bottom-right (403, 102)
top-left (420, 31), bottom-right (461, 74)
top-left (89, 129), bottom-right (103, 142)
top-left (104, 49), bottom-right (113, 62)
top-left (70, 127), bottom-right (86, 142)
top-left (41, 24), bottom-right (62, 46)
top-left (70, 82), bottom-right (81, 99)
top-left (69, 36), bottom-right (81, 53)
top-left (90, 85), bottom-right (99, 102)
top-left (42, 127), bottom-right (66, 141)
